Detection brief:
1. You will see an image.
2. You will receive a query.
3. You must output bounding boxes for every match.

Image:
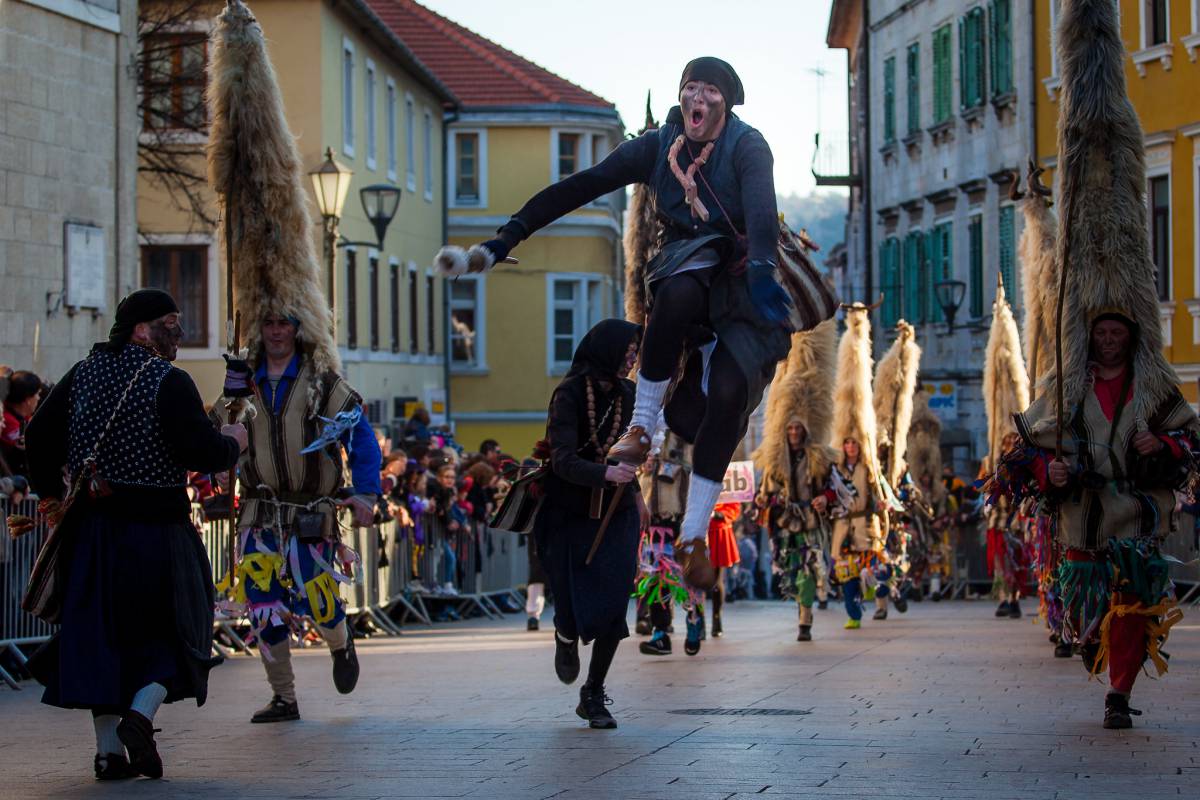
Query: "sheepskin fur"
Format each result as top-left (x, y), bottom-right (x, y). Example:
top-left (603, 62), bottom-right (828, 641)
top-left (206, 0), bottom-right (338, 414)
top-left (435, 246), bottom-right (470, 277)
top-left (1018, 178), bottom-right (1057, 396)
top-left (623, 182), bottom-right (658, 324)
top-left (831, 305), bottom-right (880, 478)
top-left (873, 320), bottom-right (921, 486)
top-left (1043, 0), bottom-right (1179, 431)
top-left (906, 390), bottom-right (945, 502)
top-left (982, 282), bottom-right (1031, 473)
top-left (752, 319), bottom-right (838, 496)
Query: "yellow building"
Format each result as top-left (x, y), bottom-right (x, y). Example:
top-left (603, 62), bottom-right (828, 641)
top-left (137, 0), bottom-right (456, 426)
top-left (374, 0), bottom-right (626, 456)
top-left (1036, 0), bottom-right (1200, 403)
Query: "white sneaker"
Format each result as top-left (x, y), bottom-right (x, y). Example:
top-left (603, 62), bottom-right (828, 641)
top-left (442, 582), bottom-right (459, 596)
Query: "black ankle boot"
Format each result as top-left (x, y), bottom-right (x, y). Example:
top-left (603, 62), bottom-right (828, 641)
top-left (332, 637), bottom-right (360, 694)
top-left (251, 695), bottom-right (300, 723)
top-left (555, 631), bottom-right (580, 684)
top-left (116, 710), bottom-right (162, 779)
top-left (995, 601), bottom-right (1011, 617)
top-left (1103, 692), bottom-right (1140, 729)
top-left (94, 753), bottom-right (135, 781)
top-left (576, 682), bottom-right (617, 729)
top-left (1007, 600), bottom-right (1022, 619)
top-left (639, 633), bottom-right (671, 656)
top-left (1053, 641), bottom-right (1074, 658)
top-left (797, 624), bottom-right (812, 642)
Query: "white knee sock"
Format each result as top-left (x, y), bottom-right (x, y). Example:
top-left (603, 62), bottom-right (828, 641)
top-left (129, 682), bottom-right (168, 722)
top-left (526, 583), bottom-right (545, 618)
top-left (679, 475), bottom-right (722, 543)
top-left (630, 374), bottom-right (670, 433)
top-left (93, 714), bottom-right (123, 756)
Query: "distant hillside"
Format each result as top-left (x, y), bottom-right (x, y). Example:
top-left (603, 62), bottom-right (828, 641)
top-left (776, 191), bottom-right (847, 260)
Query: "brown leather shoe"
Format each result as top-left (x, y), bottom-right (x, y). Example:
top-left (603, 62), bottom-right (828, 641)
top-left (606, 426), bottom-right (652, 465)
top-left (677, 538), bottom-right (717, 591)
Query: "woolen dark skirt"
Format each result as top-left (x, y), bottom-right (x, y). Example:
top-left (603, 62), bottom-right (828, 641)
top-left (31, 512), bottom-right (222, 713)
top-left (535, 500), bottom-right (640, 644)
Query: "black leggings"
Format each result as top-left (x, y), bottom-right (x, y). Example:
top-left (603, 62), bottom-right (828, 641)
top-left (642, 273), bottom-right (749, 482)
top-left (709, 567), bottom-right (725, 620)
top-left (586, 632), bottom-right (621, 687)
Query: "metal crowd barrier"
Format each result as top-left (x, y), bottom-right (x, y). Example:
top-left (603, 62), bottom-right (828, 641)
top-left (0, 498), bottom-right (57, 689)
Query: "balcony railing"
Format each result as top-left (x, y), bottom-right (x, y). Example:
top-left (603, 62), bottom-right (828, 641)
top-left (812, 131), bottom-right (861, 187)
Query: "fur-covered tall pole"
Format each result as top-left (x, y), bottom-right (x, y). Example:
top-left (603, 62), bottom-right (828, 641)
top-left (1049, 0), bottom-right (1177, 447)
top-left (206, 0), bottom-right (341, 414)
top-left (873, 320), bottom-right (921, 486)
top-left (623, 92), bottom-right (659, 324)
top-left (982, 277), bottom-right (1030, 473)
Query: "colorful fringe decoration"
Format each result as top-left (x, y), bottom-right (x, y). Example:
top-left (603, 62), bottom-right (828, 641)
top-left (633, 527), bottom-right (699, 612)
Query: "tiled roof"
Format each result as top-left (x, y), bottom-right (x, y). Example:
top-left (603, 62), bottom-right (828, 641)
top-left (365, 0), bottom-right (616, 111)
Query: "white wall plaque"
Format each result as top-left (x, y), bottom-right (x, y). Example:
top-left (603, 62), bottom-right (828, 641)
top-left (64, 222), bottom-right (107, 312)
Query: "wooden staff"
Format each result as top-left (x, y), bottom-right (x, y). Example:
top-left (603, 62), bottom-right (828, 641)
top-left (1053, 167), bottom-right (1079, 460)
top-left (586, 482), bottom-right (628, 566)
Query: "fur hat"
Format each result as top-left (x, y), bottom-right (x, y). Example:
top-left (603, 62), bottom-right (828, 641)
top-left (831, 304), bottom-right (879, 477)
top-left (982, 280), bottom-right (1031, 473)
top-left (1043, 0), bottom-right (1179, 429)
top-left (907, 389), bottom-right (945, 502)
top-left (206, 0), bottom-right (340, 414)
top-left (753, 319), bottom-right (838, 496)
top-left (873, 320), bottom-right (921, 486)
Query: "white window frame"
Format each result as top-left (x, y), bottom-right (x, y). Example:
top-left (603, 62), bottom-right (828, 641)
top-left (1140, 0), bottom-right (1169, 48)
top-left (404, 93), bottom-right (416, 191)
top-left (365, 58), bottom-right (377, 171)
top-left (423, 107), bottom-right (434, 202)
top-left (385, 78), bottom-right (398, 181)
top-left (1146, 161), bottom-right (1173, 302)
top-left (545, 273), bottom-right (609, 375)
top-left (447, 128), bottom-right (488, 209)
top-left (342, 38), bottom-right (355, 158)
top-left (550, 128), bottom-right (595, 183)
top-left (449, 274), bottom-right (487, 373)
top-left (1182, 1), bottom-right (1200, 60)
top-left (136, 17), bottom-right (213, 145)
top-left (138, 233), bottom-right (220, 359)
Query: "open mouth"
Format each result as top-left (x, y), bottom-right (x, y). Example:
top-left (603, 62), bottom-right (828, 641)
top-left (690, 108), bottom-right (705, 127)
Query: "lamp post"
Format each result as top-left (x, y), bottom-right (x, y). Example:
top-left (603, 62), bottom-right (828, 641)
top-left (309, 147), bottom-right (353, 329)
top-left (934, 279), bottom-right (967, 333)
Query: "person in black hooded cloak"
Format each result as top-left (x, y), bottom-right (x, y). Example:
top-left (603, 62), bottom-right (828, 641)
top-left (535, 318), bottom-right (648, 729)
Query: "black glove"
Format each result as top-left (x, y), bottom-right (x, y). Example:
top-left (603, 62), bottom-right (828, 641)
top-left (222, 353), bottom-right (254, 398)
top-left (746, 259), bottom-right (792, 323)
top-left (477, 238), bottom-right (511, 265)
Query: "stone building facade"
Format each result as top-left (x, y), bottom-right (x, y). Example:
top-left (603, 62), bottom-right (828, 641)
top-left (1, 0), bottom-right (138, 382)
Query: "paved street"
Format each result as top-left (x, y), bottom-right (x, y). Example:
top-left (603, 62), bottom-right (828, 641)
top-left (2, 598), bottom-right (1198, 799)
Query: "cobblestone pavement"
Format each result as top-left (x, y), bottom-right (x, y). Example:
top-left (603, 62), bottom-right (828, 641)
top-left (3, 598), bottom-right (1198, 799)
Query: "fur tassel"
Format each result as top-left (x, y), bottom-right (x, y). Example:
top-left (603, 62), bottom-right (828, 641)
top-left (982, 282), bottom-right (1031, 473)
top-left (435, 245), bottom-right (470, 277)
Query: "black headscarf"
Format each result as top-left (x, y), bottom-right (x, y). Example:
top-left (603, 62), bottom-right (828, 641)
top-left (106, 288), bottom-right (179, 351)
top-left (679, 57), bottom-right (745, 107)
top-left (563, 319), bottom-right (641, 383)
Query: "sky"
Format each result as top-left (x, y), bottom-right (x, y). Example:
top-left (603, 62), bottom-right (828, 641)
top-left (418, 0), bottom-right (849, 198)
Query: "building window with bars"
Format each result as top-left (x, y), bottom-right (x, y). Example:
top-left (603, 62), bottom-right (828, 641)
top-left (967, 215), bottom-right (984, 318)
top-left (932, 25), bottom-right (953, 124)
top-left (548, 276), bottom-right (605, 372)
top-left (426, 274), bottom-right (436, 354)
top-left (408, 267), bottom-right (419, 354)
top-left (1150, 175), bottom-right (1171, 300)
top-left (998, 204), bottom-right (1016, 301)
top-left (988, 0), bottom-right (1013, 97)
top-left (959, 8), bottom-right (986, 111)
top-left (141, 34), bottom-right (207, 131)
top-left (880, 238), bottom-right (901, 326)
top-left (450, 277), bottom-right (483, 368)
top-left (141, 245), bottom-right (208, 348)
top-left (906, 43), bottom-right (920, 135)
top-left (389, 260), bottom-right (401, 353)
top-left (369, 254), bottom-right (380, 351)
top-left (455, 132), bottom-right (480, 204)
top-left (883, 57), bottom-right (897, 145)
top-left (345, 250), bottom-right (359, 349)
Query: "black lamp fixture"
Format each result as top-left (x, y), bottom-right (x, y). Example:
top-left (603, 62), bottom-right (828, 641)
top-left (934, 279), bottom-right (967, 333)
top-left (359, 184), bottom-right (402, 247)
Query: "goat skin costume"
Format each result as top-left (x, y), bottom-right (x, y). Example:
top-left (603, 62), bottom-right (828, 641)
top-left (988, 0), bottom-right (1200, 723)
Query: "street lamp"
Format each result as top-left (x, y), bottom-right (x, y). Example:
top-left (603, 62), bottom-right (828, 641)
top-left (360, 184), bottom-right (402, 247)
top-left (934, 279), bottom-right (967, 333)
top-left (309, 147), bottom-right (353, 326)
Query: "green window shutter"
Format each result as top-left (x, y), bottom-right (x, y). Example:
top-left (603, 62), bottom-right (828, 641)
top-left (881, 239), bottom-right (900, 327)
top-left (903, 233), bottom-right (918, 322)
top-left (958, 17), bottom-right (967, 110)
top-left (934, 25), bottom-right (952, 123)
top-left (961, 9), bottom-right (985, 109)
top-left (926, 230), bottom-right (942, 323)
top-left (973, 9), bottom-right (986, 106)
top-left (884, 57), bottom-right (896, 144)
top-left (999, 204), bottom-right (1016, 302)
top-left (998, 0), bottom-right (1012, 96)
top-left (907, 44), bottom-right (920, 135)
top-left (968, 216), bottom-right (984, 318)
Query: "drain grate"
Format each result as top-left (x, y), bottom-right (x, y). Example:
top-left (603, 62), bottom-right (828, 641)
top-left (669, 708), bottom-right (812, 716)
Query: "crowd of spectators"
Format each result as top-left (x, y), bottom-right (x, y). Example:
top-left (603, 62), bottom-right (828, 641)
top-left (0, 366), bottom-right (47, 505)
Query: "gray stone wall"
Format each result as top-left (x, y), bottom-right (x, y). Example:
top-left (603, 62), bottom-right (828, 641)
top-left (0, 0), bottom-right (137, 383)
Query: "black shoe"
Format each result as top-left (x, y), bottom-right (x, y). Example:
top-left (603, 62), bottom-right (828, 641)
top-left (1007, 600), bottom-right (1022, 619)
top-left (817, 600), bottom-right (828, 610)
top-left (711, 615), bottom-right (723, 638)
top-left (797, 625), bottom-right (812, 642)
top-left (1053, 641), bottom-right (1074, 658)
top-left (930, 590), bottom-right (941, 603)
top-left (94, 753), bottom-right (135, 781)
top-left (116, 710), bottom-right (162, 779)
top-left (527, 617), bottom-right (539, 631)
top-left (639, 634), bottom-right (671, 656)
top-left (576, 682), bottom-right (617, 729)
top-left (995, 601), bottom-right (1011, 617)
top-left (1049, 631), bottom-right (1061, 644)
top-left (251, 695), bottom-right (300, 723)
top-left (634, 619), bottom-right (652, 636)
top-left (555, 632), bottom-right (580, 684)
top-left (1102, 692), bottom-right (1140, 729)
top-left (893, 596), bottom-right (908, 613)
top-left (873, 607), bottom-right (888, 621)
top-left (684, 615), bottom-right (703, 656)
top-left (332, 637), bottom-right (360, 694)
